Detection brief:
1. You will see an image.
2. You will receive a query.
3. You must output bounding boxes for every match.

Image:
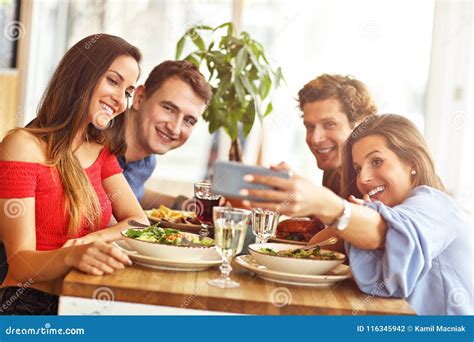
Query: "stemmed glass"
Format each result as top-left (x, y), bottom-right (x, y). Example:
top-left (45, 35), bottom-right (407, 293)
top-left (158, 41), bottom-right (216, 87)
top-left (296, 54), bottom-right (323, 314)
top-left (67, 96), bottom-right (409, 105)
top-left (193, 182), bottom-right (222, 238)
top-left (208, 207), bottom-right (251, 288)
top-left (251, 208), bottom-right (280, 244)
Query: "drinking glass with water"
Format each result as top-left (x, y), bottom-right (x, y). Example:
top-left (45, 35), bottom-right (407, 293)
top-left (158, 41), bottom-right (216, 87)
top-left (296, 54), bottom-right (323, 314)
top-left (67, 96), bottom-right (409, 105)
top-left (208, 207), bottom-right (251, 288)
top-left (251, 208), bottom-right (280, 244)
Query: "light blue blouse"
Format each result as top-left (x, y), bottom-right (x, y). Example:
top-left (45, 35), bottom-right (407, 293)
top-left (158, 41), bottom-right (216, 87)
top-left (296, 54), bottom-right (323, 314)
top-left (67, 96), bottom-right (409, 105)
top-left (345, 186), bottom-right (473, 315)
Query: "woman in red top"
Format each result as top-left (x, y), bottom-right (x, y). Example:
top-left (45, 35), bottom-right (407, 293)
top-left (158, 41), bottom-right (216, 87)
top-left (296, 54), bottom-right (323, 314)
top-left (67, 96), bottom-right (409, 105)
top-left (0, 34), bottom-right (148, 314)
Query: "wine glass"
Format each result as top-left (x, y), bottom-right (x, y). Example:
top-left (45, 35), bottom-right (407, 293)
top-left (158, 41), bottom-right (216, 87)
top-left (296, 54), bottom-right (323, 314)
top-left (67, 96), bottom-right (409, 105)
top-left (193, 182), bottom-right (222, 238)
top-left (251, 208), bottom-right (280, 244)
top-left (208, 206), bottom-right (251, 288)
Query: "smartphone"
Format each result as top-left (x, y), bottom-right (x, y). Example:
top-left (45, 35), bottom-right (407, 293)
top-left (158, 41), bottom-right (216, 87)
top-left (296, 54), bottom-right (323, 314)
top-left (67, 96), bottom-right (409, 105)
top-left (211, 161), bottom-right (290, 202)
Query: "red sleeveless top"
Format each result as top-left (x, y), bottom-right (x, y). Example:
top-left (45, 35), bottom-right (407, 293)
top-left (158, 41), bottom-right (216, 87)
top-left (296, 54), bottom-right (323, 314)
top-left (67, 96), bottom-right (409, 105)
top-left (0, 148), bottom-right (123, 250)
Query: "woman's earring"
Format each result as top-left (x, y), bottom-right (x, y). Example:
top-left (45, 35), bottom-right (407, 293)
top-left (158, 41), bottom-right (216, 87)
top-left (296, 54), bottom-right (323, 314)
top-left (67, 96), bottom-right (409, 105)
top-left (411, 169), bottom-right (417, 176)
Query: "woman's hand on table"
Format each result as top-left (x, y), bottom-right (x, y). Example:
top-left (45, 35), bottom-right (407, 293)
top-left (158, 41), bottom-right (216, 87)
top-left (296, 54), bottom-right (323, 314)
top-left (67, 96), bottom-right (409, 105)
top-left (62, 230), bottom-right (109, 247)
top-left (62, 238), bottom-right (83, 248)
top-left (64, 240), bottom-right (132, 276)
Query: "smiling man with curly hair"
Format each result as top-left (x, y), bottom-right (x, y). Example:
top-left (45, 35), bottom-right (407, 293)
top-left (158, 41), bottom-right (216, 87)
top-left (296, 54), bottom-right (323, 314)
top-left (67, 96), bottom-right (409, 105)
top-left (298, 74), bottom-right (377, 195)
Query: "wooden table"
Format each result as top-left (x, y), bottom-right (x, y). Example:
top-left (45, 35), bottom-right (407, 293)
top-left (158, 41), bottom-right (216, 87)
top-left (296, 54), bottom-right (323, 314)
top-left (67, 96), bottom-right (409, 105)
top-left (59, 260), bottom-right (414, 315)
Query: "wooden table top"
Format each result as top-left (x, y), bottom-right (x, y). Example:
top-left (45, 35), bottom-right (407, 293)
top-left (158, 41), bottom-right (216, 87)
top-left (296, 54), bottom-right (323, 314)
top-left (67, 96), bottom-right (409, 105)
top-left (61, 259), bottom-right (415, 315)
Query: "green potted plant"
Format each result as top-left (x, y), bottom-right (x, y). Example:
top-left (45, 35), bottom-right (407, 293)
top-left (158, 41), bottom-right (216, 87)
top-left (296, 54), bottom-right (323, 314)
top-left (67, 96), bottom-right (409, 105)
top-left (175, 22), bottom-right (283, 161)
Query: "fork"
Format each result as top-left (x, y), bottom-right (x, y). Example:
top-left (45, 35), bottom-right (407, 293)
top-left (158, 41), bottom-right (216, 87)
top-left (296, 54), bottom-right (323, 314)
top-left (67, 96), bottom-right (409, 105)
top-left (128, 220), bottom-right (149, 228)
top-left (298, 236), bottom-right (339, 251)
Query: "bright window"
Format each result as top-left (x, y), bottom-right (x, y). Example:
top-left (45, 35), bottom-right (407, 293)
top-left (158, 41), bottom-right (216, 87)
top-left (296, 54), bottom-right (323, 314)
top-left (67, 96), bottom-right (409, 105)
top-left (240, 0), bottom-right (435, 182)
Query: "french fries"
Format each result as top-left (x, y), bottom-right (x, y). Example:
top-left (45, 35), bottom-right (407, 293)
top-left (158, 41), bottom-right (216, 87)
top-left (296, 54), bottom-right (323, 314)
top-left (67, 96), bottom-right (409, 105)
top-left (147, 205), bottom-right (195, 223)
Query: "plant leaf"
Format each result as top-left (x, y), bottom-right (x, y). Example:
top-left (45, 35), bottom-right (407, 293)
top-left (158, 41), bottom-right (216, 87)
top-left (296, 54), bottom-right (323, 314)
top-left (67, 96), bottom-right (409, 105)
top-left (209, 115), bottom-right (222, 133)
top-left (240, 74), bottom-right (257, 97)
top-left (243, 100), bottom-right (256, 137)
top-left (189, 29), bottom-right (206, 51)
top-left (247, 48), bottom-right (264, 75)
top-left (275, 67), bottom-right (284, 87)
top-left (259, 74), bottom-right (272, 99)
top-left (194, 25), bottom-right (213, 30)
top-left (264, 102), bottom-right (273, 117)
top-left (175, 36), bottom-right (186, 59)
top-left (183, 53), bottom-right (199, 68)
top-left (235, 48), bottom-right (248, 75)
top-left (226, 119), bottom-right (238, 140)
top-left (207, 107), bottom-right (227, 133)
top-left (175, 21), bottom-right (284, 144)
top-left (215, 22), bottom-right (231, 30)
top-left (214, 22), bottom-right (234, 37)
top-left (254, 97), bottom-right (262, 119)
top-left (215, 75), bottom-right (231, 97)
top-left (234, 76), bottom-right (246, 103)
top-left (226, 22), bottom-right (234, 36)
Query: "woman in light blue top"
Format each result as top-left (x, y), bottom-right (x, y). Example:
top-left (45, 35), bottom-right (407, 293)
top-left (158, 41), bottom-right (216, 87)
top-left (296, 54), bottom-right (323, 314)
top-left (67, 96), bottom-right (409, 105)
top-left (241, 114), bottom-right (473, 315)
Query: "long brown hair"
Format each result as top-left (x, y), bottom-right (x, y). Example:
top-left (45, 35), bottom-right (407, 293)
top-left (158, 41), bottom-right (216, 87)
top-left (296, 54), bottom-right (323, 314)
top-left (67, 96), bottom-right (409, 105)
top-left (15, 34), bottom-right (141, 235)
top-left (340, 114), bottom-right (445, 199)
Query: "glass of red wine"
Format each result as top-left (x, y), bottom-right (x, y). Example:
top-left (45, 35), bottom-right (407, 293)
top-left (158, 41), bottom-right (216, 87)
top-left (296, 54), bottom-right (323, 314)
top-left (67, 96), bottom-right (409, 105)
top-left (193, 182), bottom-right (222, 238)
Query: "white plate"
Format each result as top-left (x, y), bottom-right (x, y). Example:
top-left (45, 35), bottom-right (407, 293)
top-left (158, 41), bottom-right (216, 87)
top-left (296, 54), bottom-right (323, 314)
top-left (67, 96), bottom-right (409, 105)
top-left (249, 243), bottom-right (345, 275)
top-left (121, 229), bottom-right (219, 261)
top-left (114, 241), bottom-right (221, 272)
top-left (235, 255), bottom-right (351, 287)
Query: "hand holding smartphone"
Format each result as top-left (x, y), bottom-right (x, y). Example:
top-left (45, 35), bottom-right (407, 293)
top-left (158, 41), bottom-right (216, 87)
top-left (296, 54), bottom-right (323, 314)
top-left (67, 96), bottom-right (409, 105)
top-left (211, 161), bottom-right (290, 202)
